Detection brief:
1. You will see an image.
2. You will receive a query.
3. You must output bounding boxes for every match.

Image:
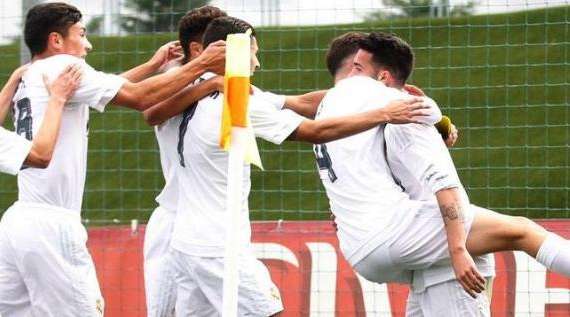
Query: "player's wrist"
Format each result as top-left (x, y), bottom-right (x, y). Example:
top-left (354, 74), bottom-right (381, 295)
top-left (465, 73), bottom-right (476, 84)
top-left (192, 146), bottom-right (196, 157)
top-left (377, 109), bottom-right (391, 123)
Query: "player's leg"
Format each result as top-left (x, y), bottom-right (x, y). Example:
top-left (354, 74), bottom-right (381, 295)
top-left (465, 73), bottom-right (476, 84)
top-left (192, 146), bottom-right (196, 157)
top-left (411, 278), bottom-right (491, 317)
top-left (466, 205), bottom-right (570, 277)
top-left (0, 215), bottom-right (32, 317)
top-left (2, 203), bottom-right (104, 317)
top-left (405, 291), bottom-right (424, 317)
top-left (171, 249), bottom-right (217, 317)
top-left (144, 206), bottom-right (177, 317)
top-left (189, 253), bottom-right (283, 317)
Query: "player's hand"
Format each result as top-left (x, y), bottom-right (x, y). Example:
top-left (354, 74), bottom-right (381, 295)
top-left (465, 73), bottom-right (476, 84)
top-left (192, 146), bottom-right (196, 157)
top-left (149, 41), bottom-right (184, 72)
top-left (445, 124), bottom-right (459, 148)
top-left (403, 84), bottom-right (425, 97)
top-left (450, 248), bottom-right (486, 298)
top-left (199, 40), bottom-right (226, 75)
top-left (383, 97), bottom-right (432, 124)
top-left (43, 64), bottom-right (82, 103)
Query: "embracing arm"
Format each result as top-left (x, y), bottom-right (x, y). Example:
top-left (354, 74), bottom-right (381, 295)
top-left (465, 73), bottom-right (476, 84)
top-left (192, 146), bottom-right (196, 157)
top-left (289, 97), bottom-right (429, 144)
top-left (143, 76), bottom-right (223, 126)
top-left (284, 90), bottom-right (327, 119)
top-left (25, 65), bottom-right (82, 168)
top-left (0, 65), bottom-right (27, 125)
top-left (121, 41), bottom-right (183, 83)
top-left (112, 40), bottom-right (225, 111)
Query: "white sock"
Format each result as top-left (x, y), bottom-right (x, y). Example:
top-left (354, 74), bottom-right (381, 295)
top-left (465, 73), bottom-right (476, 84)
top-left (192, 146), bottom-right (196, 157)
top-left (536, 232), bottom-right (570, 277)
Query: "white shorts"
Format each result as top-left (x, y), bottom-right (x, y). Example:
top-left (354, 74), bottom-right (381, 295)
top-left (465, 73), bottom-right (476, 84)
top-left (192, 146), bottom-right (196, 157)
top-left (0, 202), bottom-right (103, 317)
top-left (144, 206), bottom-right (177, 317)
top-left (405, 278), bottom-right (491, 317)
top-left (354, 203), bottom-right (486, 284)
top-left (172, 250), bottom-right (283, 317)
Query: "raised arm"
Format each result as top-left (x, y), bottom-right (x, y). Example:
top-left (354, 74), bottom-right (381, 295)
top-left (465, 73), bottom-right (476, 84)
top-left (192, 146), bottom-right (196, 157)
top-left (112, 40), bottom-right (225, 111)
top-left (283, 90), bottom-right (327, 119)
top-left (0, 65), bottom-right (27, 125)
top-left (25, 65), bottom-right (82, 168)
top-left (143, 76), bottom-right (223, 126)
top-left (289, 97), bottom-right (430, 144)
top-left (121, 41), bottom-right (183, 82)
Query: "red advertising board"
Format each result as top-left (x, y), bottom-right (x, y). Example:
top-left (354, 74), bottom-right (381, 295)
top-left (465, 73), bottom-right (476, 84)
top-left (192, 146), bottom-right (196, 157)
top-left (88, 220), bottom-right (570, 316)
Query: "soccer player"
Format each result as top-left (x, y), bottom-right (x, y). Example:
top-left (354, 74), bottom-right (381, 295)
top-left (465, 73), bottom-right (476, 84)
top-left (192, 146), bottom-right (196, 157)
top-left (323, 32), bottom-right (493, 316)
top-left (316, 31), bottom-right (570, 313)
top-left (0, 2), bottom-right (225, 316)
top-left (142, 6), bottom-right (229, 317)
top-left (144, 15), bottom-right (440, 315)
top-left (0, 65), bottom-right (80, 175)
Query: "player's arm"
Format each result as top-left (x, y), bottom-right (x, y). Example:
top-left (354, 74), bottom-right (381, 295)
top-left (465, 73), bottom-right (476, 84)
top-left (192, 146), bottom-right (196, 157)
top-left (288, 97), bottom-right (430, 144)
top-left (111, 40), bottom-right (225, 111)
top-left (283, 90), bottom-right (327, 119)
top-left (25, 65), bottom-right (82, 168)
top-left (143, 76), bottom-right (223, 126)
top-left (0, 65), bottom-right (27, 125)
top-left (435, 188), bottom-right (485, 298)
top-left (121, 41), bottom-right (183, 82)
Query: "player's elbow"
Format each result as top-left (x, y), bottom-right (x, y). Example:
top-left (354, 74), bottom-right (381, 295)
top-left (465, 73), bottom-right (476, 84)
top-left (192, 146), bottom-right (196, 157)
top-left (113, 83), bottom-right (152, 111)
top-left (293, 121), bottom-right (328, 144)
top-left (26, 149), bottom-right (53, 169)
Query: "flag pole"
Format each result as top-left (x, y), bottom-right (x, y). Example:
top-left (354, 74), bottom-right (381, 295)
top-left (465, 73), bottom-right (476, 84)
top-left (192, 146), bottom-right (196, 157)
top-left (221, 31), bottom-right (253, 317)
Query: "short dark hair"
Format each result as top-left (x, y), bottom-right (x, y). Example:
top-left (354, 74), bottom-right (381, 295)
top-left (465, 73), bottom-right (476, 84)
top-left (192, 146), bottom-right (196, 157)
top-left (325, 32), bottom-right (367, 77)
top-left (202, 16), bottom-right (256, 48)
top-left (358, 32), bottom-right (414, 85)
top-left (24, 2), bottom-right (82, 56)
top-left (178, 6), bottom-right (227, 63)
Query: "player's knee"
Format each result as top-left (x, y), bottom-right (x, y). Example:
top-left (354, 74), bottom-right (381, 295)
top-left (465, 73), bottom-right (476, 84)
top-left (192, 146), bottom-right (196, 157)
top-left (510, 216), bottom-right (538, 241)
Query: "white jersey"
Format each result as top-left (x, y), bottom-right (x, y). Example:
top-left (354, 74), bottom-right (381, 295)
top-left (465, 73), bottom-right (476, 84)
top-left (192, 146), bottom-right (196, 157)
top-left (384, 123), bottom-right (495, 289)
top-left (12, 54), bottom-right (126, 212)
top-left (384, 123), bottom-right (467, 203)
top-left (171, 73), bottom-right (302, 257)
top-left (0, 126), bottom-right (32, 175)
top-left (314, 76), bottom-right (442, 265)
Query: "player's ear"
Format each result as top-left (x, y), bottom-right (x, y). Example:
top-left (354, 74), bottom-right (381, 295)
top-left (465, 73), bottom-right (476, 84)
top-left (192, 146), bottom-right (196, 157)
top-left (48, 32), bottom-right (64, 52)
top-left (189, 42), bottom-right (203, 59)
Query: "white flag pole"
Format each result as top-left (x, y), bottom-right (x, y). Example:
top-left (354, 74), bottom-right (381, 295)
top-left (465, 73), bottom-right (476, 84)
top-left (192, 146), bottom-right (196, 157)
top-left (222, 32), bottom-right (251, 317)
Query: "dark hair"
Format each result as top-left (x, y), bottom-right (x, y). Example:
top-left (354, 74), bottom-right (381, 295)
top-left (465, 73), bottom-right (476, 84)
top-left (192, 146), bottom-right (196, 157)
top-left (325, 32), bottom-right (367, 77)
top-left (358, 32), bottom-right (414, 85)
top-left (24, 2), bottom-right (82, 56)
top-left (178, 6), bottom-right (227, 63)
top-left (202, 16), bottom-right (256, 48)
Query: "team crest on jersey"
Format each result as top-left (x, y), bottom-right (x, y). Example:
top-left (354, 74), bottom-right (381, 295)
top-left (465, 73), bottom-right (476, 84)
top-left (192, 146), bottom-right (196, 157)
top-left (96, 298), bottom-right (105, 316)
top-left (269, 286), bottom-right (282, 301)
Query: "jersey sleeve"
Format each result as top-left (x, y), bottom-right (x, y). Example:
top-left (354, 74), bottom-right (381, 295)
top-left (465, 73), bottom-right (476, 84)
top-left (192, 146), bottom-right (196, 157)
top-left (361, 84), bottom-right (442, 125)
top-left (385, 124), bottom-right (460, 194)
top-left (252, 87), bottom-right (286, 110)
top-left (71, 62), bottom-right (126, 112)
top-left (249, 95), bottom-right (304, 145)
top-left (0, 127), bottom-right (32, 175)
top-left (418, 96), bottom-right (442, 125)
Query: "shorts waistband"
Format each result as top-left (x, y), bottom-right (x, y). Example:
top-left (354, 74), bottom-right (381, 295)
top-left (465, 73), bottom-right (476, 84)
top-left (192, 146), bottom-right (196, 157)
top-left (11, 201), bottom-right (81, 220)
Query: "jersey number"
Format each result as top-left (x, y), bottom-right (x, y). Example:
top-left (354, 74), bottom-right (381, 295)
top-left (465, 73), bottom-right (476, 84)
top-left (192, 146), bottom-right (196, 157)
top-left (15, 98), bottom-right (33, 141)
top-left (177, 103), bottom-right (198, 167)
top-left (314, 144), bottom-right (337, 182)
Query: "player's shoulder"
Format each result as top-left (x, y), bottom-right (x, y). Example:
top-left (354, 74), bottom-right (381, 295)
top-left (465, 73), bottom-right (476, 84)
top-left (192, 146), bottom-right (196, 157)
top-left (26, 54), bottom-right (87, 82)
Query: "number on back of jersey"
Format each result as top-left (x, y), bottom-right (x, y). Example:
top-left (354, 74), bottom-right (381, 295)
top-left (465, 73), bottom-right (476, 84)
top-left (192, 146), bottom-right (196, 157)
top-left (314, 144), bottom-right (337, 182)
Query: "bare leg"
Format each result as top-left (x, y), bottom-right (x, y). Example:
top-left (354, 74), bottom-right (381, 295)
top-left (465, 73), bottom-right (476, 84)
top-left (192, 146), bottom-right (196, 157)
top-left (466, 208), bottom-right (548, 257)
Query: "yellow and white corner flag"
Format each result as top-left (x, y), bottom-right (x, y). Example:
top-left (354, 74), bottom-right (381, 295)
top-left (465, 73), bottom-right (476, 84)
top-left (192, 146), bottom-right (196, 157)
top-left (219, 29), bottom-right (263, 169)
top-left (221, 30), bottom-right (260, 317)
